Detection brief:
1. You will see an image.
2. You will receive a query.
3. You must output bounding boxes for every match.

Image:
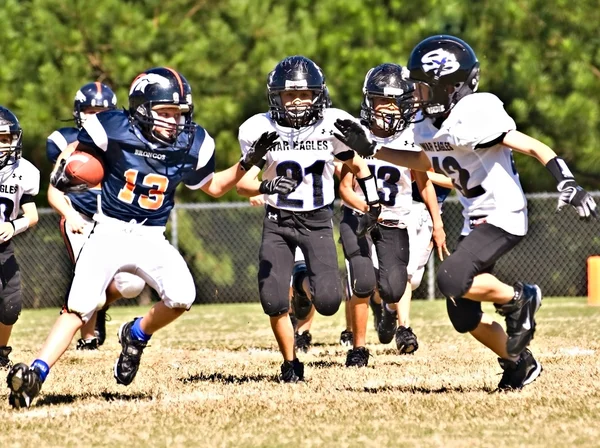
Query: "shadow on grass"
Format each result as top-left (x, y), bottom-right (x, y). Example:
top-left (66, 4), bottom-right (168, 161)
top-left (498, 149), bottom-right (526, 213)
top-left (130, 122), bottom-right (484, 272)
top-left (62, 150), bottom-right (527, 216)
top-left (180, 372), bottom-right (274, 385)
top-left (306, 360), bottom-right (343, 368)
top-left (35, 391), bottom-right (152, 406)
top-left (341, 384), bottom-right (494, 394)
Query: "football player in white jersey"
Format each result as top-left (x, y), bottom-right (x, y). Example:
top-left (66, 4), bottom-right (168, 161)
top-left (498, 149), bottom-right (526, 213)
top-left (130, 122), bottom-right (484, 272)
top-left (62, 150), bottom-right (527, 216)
top-left (338, 63), bottom-right (447, 366)
top-left (236, 56), bottom-right (381, 382)
top-left (334, 35), bottom-right (597, 390)
top-left (0, 107), bottom-right (40, 369)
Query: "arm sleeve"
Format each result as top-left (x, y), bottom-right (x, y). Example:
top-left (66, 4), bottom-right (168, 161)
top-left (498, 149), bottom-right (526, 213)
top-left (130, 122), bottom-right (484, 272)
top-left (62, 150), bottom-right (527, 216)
top-left (185, 130), bottom-right (217, 190)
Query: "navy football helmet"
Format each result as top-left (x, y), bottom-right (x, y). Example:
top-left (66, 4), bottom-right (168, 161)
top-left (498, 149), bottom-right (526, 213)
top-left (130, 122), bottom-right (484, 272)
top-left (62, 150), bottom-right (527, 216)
top-left (267, 56), bottom-right (328, 128)
top-left (128, 67), bottom-right (195, 146)
top-left (73, 82), bottom-right (117, 128)
top-left (406, 35), bottom-right (480, 117)
top-left (0, 107), bottom-right (22, 169)
top-left (360, 63), bottom-right (418, 134)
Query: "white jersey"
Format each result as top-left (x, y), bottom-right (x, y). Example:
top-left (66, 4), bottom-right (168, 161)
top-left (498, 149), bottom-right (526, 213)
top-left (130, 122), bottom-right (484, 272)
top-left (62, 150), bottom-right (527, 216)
top-left (412, 93), bottom-right (527, 236)
top-left (238, 108), bottom-right (356, 212)
top-left (0, 158), bottom-right (40, 221)
top-left (342, 125), bottom-right (419, 226)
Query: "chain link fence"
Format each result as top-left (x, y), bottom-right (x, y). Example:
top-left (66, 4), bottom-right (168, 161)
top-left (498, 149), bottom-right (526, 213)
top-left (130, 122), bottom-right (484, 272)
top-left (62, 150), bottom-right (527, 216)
top-left (15, 192), bottom-right (600, 309)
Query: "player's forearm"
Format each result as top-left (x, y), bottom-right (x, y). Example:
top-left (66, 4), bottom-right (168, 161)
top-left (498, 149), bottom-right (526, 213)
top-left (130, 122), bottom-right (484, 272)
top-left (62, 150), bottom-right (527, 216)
top-left (416, 173), bottom-right (443, 229)
top-left (427, 171), bottom-right (454, 189)
top-left (48, 184), bottom-right (76, 218)
top-left (376, 148), bottom-right (432, 172)
top-left (20, 203), bottom-right (39, 229)
top-left (204, 163), bottom-right (247, 197)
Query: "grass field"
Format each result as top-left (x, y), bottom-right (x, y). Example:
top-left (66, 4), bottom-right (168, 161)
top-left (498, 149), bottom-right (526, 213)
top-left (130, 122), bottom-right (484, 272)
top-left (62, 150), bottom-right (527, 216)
top-left (2, 298), bottom-right (600, 448)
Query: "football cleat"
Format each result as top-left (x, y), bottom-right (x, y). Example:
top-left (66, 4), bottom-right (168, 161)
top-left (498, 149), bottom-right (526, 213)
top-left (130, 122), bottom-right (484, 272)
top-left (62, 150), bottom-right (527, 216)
top-left (94, 308), bottom-right (111, 346)
top-left (76, 337), bottom-right (99, 351)
top-left (377, 304), bottom-right (397, 344)
top-left (495, 283), bottom-right (542, 357)
top-left (497, 349), bottom-right (542, 391)
top-left (7, 363), bottom-right (42, 409)
top-left (395, 326), bottom-right (419, 354)
top-left (0, 346), bottom-right (13, 369)
top-left (291, 261), bottom-right (313, 320)
top-left (345, 346), bottom-right (370, 368)
top-left (339, 329), bottom-right (353, 347)
top-left (279, 358), bottom-right (304, 383)
top-left (114, 318), bottom-right (147, 386)
top-left (294, 330), bottom-right (312, 353)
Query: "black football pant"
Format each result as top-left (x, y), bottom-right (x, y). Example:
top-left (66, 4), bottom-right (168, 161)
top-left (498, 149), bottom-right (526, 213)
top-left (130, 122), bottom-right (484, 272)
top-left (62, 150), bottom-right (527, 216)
top-left (258, 205), bottom-right (342, 317)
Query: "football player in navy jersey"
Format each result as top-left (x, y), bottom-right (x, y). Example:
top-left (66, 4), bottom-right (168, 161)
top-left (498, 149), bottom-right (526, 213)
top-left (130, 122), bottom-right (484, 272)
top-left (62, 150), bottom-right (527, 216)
top-left (334, 35), bottom-right (597, 390)
top-left (47, 82), bottom-right (146, 351)
top-left (0, 107), bottom-right (40, 370)
top-left (337, 64), bottom-right (447, 366)
top-left (7, 67), bottom-right (267, 408)
top-left (236, 56), bottom-right (382, 382)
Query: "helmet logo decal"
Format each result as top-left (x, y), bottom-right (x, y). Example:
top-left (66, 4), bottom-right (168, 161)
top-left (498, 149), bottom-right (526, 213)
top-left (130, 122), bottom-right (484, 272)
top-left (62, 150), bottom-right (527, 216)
top-left (129, 73), bottom-right (171, 95)
top-left (421, 49), bottom-right (460, 76)
top-left (75, 90), bottom-right (87, 103)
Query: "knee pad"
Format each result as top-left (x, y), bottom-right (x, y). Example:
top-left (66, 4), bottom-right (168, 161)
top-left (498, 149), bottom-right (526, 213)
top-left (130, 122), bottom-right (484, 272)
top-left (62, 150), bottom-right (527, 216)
top-left (347, 255), bottom-right (376, 298)
top-left (437, 256), bottom-right (476, 300)
top-left (410, 267), bottom-right (425, 291)
top-left (446, 297), bottom-right (482, 333)
top-left (378, 268), bottom-right (407, 304)
top-left (113, 272), bottom-right (146, 299)
top-left (0, 293), bottom-right (21, 325)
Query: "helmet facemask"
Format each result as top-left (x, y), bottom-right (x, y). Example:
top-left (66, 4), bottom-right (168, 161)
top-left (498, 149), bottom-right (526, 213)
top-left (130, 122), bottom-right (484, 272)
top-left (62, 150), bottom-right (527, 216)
top-left (0, 130), bottom-right (22, 170)
top-left (268, 87), bottom-right (326, 129)
top-left (133, 102), bottom-right (195, 149)
top-left (361, 90), bottom-right (420, 134)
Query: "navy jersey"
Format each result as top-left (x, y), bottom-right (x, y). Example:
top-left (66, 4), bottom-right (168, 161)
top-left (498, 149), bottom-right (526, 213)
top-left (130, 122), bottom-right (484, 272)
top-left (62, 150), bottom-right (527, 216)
top-left (47, 126), bottom-right (100, 218)
top-left (77, 110), bottom-right (215, 226)
top-left (411, 181), bottom-right (452, 206)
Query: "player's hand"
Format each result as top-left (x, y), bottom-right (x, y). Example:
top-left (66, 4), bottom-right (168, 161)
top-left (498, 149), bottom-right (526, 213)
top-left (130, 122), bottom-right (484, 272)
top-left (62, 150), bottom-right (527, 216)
top-left (241, 131), bottom-right (279, 169)
top-left (259, 176), bottom-right (298, 195)
top-left (249, 195), bottom-right (266, 207)
top-left (65, 210), bottom-right (86, 234)
top-left (0, 222), bottom-right (15, 242)
top-left (557, 180), bottom-right (598, 220)
top-left (50, 159), bottom-right (89, 193)
top-left (333, 119), bottom-right (377, 157)
top-left (432, 224), bottom-right (450, 261)
top-left (357, 205), bottom-right (381, 237)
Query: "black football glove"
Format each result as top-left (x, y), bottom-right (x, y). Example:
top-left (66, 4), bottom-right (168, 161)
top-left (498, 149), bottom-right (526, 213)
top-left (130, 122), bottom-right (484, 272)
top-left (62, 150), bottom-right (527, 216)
top-left (557, 180), bottom-right (598, 220)
top-left (356, 205), bottom-right (381, 238)
top-left (259, 176), bottom-right (298, 195)
top-left (50, 159), bottom-right (88, 193)
top-left (240, 131), bottom-right (279, 170)
top-left (333, 119), bottom-right (377, 157)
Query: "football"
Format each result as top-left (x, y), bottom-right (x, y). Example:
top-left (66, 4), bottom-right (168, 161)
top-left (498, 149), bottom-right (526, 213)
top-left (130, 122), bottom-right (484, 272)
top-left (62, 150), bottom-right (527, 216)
top-left (64, 149), bottom-right (105, 187)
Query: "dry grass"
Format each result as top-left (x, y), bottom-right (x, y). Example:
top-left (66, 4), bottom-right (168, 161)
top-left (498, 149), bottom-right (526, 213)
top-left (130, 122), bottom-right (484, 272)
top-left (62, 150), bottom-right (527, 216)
top-left (2, 298), bottom-right (600, 448)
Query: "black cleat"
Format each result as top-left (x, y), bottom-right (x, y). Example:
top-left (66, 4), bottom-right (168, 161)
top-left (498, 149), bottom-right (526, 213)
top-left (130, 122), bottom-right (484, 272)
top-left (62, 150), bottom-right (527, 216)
top-left (291, 262), bottom-right (313, 320)
top-left (377, 304), bottom-right (397, 344)
top-left (7, 363), bottom-right (42, 409)
top-left (369, 296), bottom-right (382, 331)
top-left (294, 330), bottom-right (312, 353)
top-left (114, 318), bottom-right (147, 386)
top-left (497, 349), bottom-right (542, 391)
top-left (345, 346), bottom-right (370, 367)
top-left (279, 358), bottom-right (304, 383)
top-left (395, 326), bottom-right (419, 354)
top-left (495, 283), bottom-right (542, 357)
top-left (94, 307), bottom-right (111, 346)
top-left (0, 346), bottom-right (12, 369)
top-left (339, 329), bottom-right (353, 347)
top-left (76, 337), bottom-right (99, 351)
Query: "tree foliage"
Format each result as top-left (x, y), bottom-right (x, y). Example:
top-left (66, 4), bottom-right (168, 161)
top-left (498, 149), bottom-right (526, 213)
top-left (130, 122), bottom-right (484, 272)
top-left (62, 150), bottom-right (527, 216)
top-left (1, 0), bottom-right (599, 204)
